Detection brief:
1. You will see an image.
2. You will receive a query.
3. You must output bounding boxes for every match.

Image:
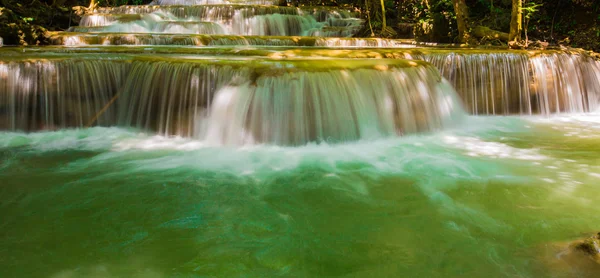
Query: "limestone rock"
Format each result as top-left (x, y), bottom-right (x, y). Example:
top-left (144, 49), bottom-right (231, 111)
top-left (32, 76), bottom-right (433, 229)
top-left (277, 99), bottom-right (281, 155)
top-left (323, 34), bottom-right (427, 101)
top-left (541, 232), bottom-right (600, 277)
top-left (574, 232), bottom-right (600, 263)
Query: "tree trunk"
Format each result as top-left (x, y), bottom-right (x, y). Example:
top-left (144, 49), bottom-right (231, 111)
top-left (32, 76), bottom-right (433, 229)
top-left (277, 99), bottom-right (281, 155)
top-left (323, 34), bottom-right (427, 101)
top-left (452, 0), bottom-right (469, 43)
top-left (380, 0), bottom-right (386, 31)
top-left (365, 0), bottom-right (375, 36)
top-left (509, 0), bottom-right (522, 41)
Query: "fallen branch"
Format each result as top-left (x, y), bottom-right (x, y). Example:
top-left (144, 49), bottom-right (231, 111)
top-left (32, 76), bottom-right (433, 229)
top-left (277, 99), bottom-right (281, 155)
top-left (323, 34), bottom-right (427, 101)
top-left (472, 26), bottom-right (509, 41)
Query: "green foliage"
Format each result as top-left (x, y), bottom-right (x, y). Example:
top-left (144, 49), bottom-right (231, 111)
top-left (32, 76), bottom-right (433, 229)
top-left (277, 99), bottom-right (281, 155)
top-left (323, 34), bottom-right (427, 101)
top-left (521, 1), bottom-right (542, 43)
top-left (521, 1), bottom-right (541, 21)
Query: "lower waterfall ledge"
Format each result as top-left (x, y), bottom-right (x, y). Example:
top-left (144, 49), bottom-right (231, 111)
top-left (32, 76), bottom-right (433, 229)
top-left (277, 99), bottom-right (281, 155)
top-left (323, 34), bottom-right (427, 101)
top-left (0, 54), bottom-right (463, 145)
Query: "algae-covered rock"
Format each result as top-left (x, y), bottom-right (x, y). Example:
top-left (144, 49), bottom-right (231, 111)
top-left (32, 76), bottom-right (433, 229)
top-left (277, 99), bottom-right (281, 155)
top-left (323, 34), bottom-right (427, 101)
top-left (574, 232), bottom-right (600, 263)
top-left (540, 232), bottom-right (600, 278)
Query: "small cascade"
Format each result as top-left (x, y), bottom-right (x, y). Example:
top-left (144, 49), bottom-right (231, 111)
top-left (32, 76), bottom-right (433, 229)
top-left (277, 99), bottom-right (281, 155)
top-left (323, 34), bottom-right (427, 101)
top-left (421, 51), bottom-right (600, 114)
top-left (0, 58), bottom-right (131, 131)
top-left (116, 59), bottom-right (241, 137)
top-left (50, 33), bottom-right (210, 46)
top-left (149, 0), bottom-right (279, 4)
top-left (92, 5), bottom-right (298, 17)
top-left (74, 12), bottom-right (228, 35)
top-left (200, 68), bottom-right (461, 145)
top-left (528, 54), bottom-right (600, 114)
top-left (49, 34), bottom-right (415, 46)
top-left (92, 5), bottom-right (355, 19)
top-left (242, 14), bottom-right (319, 36)
top-left (117, 58), bottom-right (463, 145)
top-left (76, 5), bottom-right (362, 38)
top-left (79, 14), bottom-right (143, 27)
top-left (314, 38), bottom-right (416, 47)
top-left (70, 21), bottom-right (227, 35)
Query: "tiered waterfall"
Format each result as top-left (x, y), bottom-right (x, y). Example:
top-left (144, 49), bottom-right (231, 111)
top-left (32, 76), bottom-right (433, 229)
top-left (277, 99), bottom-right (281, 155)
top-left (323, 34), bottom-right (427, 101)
top-left (1, 0), bottom-right (600, 145)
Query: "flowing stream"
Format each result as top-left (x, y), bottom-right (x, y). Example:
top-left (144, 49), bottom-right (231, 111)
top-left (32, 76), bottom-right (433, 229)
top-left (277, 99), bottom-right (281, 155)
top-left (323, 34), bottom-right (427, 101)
top-left (1, 0), bottom-right (600, 277)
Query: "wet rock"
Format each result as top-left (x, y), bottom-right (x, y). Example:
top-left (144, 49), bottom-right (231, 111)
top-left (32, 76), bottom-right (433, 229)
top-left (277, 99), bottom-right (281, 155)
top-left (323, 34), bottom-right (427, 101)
top-left (574, 232), bottom-right (600, 263)
top-left (528, 40), bottom-right (550, 50)
top-left (541, 232), bottom-right (600, 277)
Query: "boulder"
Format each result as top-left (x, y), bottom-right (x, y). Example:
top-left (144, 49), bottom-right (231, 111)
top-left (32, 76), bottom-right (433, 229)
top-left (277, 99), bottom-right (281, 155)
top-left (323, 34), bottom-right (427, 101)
top-left (573, 232), bottom-right (600, 263)
top-left (541, 232), bottom-right (600, 277)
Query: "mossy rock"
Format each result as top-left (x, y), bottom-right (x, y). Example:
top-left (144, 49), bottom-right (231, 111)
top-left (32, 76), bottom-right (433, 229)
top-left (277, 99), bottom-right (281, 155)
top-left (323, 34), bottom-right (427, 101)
top-left (535, 233), bottom-right (600, 277)
top-left (574, 232), bottom-right (600, 262)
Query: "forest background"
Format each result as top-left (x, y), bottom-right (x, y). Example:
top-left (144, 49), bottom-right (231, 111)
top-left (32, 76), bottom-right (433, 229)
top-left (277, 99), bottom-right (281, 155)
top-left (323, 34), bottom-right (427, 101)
top-left (0, 0), bottom-right (598, 52)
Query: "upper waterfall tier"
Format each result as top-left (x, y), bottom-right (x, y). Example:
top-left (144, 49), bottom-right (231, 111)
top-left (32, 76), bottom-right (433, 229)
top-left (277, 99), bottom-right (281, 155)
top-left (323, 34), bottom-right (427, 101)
top-left (149, 0), bottom-right (280, 5)
top-left (50, 34), bottom-right (414, 47)
top-left (92, 5), bottom-right (352, 18)
top-left (0, 52), bottom-right (464, 145)
top-left (77, 6), bottom-right (362, 37)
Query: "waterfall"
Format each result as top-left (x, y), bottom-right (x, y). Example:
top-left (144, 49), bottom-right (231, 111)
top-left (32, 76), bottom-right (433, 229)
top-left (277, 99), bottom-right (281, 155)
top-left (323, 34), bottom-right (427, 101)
top-left (422, 52), bottom-right (600, 115)
top-left (242, 14), bottom-right (319, 36)
top-left (73, 11), bottom-right (227, 34)
top-left (3, 0), bottom-right (600, 146)
top-left (149, 0), bottom-right (280, 5)
top-left (116, 58), bottom-right (463, 145)
top-left (0, 56), bottom-right (464, 145)
top-left (77, 6), bottom-right (362, 37)
top-left (50, 34), bottom-right (409, 46)
top-left (200, 69), bottom-right (461, 145)
top-left (0, 58), bottom-right (130, 131)
top-left (116, 60), bottom-right (241, 137)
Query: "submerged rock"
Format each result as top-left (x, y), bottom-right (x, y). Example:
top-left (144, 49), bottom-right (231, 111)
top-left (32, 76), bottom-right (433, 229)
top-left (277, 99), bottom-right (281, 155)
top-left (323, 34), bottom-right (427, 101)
top-left (573, 232), bottom-right (600, 263)
top-left (541, 232), bottom-right (600, 277)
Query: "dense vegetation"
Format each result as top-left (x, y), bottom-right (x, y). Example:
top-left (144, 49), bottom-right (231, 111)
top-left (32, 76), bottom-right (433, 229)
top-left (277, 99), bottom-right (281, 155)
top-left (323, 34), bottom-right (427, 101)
top-left (0, 0), bottom-right (599, 51)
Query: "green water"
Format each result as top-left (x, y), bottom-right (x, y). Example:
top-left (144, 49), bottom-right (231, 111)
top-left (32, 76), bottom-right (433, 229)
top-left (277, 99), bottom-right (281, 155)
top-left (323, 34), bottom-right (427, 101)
top-left (1, 115), bottom-right (600, 277)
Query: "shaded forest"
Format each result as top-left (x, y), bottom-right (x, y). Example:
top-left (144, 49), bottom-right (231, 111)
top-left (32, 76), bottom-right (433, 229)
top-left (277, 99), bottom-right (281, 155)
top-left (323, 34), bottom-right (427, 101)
top-left (1, 0), bottom-right (599, 51)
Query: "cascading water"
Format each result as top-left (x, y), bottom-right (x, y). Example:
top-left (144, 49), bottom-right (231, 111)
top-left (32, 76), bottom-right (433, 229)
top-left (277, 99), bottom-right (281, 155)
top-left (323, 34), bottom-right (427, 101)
top-left (0, 57), bottom-right (130, 131)
top-left (50, 2), bottom-right (600, 117)
top-left (149, 0), bottom-right (280, 4)
top-left (4, 0), bottom-right (600, 277)
top-left (0, 52), bottom-right (464, 145)
top-left (71, 5), bottom-right (363, 38)
top-left (422, 51), bottom-right (600, 115)
top-left (71, 12), bottom-right (228, 35)
top-left (116, 58), bottom-right (462, 145)
top-left (49, 34), bottom-right (412, 46)
top-left (3, 48), bottom-right (600, 138)
top-left (200, 70), bottom-right (460, 145)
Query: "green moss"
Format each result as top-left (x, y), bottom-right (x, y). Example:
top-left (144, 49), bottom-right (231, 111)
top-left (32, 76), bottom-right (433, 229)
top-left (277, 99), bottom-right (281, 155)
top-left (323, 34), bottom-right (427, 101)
top-left (1, 43), bottom-right (582, 60)
top-left (0, 48), bottom-right (436, 77)
top-left (575, 233), bottom-right (600, 258)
